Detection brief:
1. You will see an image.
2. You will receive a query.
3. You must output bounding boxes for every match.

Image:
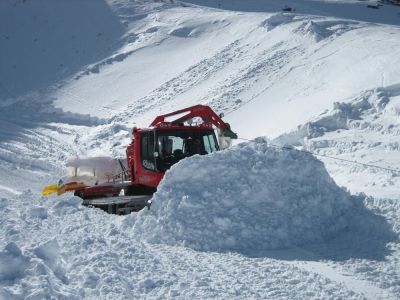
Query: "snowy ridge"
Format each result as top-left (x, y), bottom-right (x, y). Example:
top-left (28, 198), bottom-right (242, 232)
top-left (275, 85), bottom-right (400, 198)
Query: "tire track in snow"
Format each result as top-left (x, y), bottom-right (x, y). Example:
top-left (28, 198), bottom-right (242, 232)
top-left (295, 260), bottom-right (397, 300)
top-left (0, 123), bottom-right (78, 169)
top-left (204, 43), bottom-right (305, 114)
top-left (111, 15), bottom-right (363, 122)
top-left (113, 38), bottom-right (254, 122)
top-left (206, 18), bottom-right (366, 115)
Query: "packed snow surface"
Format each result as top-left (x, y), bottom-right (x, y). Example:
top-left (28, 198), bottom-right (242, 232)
top-left (135, 140), bottom-right (356, 253)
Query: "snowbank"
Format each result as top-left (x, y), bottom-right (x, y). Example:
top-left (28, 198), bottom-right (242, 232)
top-left (134, 139), bottom-right (356, 253)
top-left (51, 197), bottom-right (82, 215)
top-left (275, 88), bottom-right (391, 145)
top-left (274, 87), bottom-right (400, 199)
top-left (0, 243), bottom-right (30, 282)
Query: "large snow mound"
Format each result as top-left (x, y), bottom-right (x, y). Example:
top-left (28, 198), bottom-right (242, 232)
top-left (134, 140), bottom-right (357, 253)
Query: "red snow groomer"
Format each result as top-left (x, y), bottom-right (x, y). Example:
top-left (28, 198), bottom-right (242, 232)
top-left (47, 105), bottom-right (237, 214)
top-left (125, 104), bottom-right (237, 191)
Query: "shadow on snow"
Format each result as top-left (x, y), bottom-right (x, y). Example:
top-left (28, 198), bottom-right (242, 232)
top-left (245, 197), bottom-right (398, 261)
top-left (0, 0), bottom-right (123, 143)
top-left (0, 0), bottom-right (125, 99)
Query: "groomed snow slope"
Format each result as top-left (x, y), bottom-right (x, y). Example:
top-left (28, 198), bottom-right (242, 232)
top-left (45, 1), bottom-right (400, 138)
top-left (1, 0), bottom-right (400, 299)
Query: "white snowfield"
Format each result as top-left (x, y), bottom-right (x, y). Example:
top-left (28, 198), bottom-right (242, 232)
top-left (1, 0), bottom-right (400, 299)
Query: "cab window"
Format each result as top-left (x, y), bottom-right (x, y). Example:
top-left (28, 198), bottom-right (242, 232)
top-left (203, 133), bottom-right (218, 153)
top-left (141, 132), bottom-right (156, 171)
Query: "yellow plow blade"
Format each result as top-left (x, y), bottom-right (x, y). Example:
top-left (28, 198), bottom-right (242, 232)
top-left (41, 184), bottom-right (58, 196)
top-left (42, 182), bottom-right (87, 197)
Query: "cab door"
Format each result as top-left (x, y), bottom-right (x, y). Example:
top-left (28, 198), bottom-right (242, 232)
top-left (137, 131), bottom-right (164, 188)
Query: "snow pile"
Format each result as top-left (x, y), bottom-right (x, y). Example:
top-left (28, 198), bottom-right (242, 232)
top-left (51, 197), bottom-right (82, 215)
top-left (0, 243), bottom-right (30, 282)
top-left (32, 239), bottom-right (69, 285)
top-left (276, 88), bottom-right (391, 145)
top-left (261, 13), bottom-right (296, 31)
top-left (134, 140), bottom-right (356, 253)
top-left (274, 87), bottom-right (400, 198)
top-left (0, 239), bottom-right (77, 299)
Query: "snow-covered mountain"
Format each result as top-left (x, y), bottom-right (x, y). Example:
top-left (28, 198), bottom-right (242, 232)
top-left (1, 0), bottom-right (400, 299)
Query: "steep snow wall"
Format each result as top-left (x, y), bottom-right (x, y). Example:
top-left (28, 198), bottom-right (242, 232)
top-left (134, 140), bottom-right (358, 253)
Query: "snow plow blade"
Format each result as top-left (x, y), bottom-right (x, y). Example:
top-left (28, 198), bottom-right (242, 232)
top-left (41, 182), bottom-right (87, 197)
top-left (41, 184), bottom-right (58, 196)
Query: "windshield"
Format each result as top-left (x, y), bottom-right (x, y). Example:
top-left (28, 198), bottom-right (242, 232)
top-left (155, 129), bottom-right (219, 171)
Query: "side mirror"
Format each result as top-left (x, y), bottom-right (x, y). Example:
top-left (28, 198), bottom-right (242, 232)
top-left (219, 112), bottom-right (224, 118)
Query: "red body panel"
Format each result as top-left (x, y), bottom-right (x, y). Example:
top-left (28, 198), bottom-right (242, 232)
top-left (79, 105), bottom-right (235, 197)
top-left (127, 126), bottom-right (211, 188)
top-left (77, 185), bottom-right (122, 198)
top-left (150, 104), bottom-right (227, 129)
